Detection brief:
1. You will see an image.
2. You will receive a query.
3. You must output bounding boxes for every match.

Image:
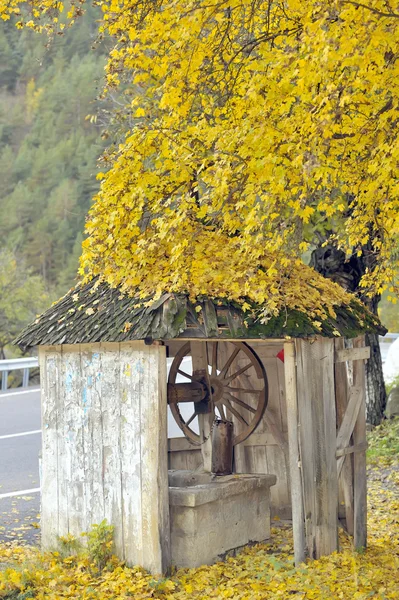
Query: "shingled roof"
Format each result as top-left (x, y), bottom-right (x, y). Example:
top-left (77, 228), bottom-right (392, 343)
top-left (15, 277), bottom-right (385, 349)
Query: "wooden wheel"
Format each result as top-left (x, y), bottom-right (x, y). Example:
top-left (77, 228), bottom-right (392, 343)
top-left (168, 341), bottom-right (268, 445)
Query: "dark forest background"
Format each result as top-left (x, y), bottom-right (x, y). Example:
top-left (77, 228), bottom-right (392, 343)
top-left (0, 9), bottom-right (108, 356)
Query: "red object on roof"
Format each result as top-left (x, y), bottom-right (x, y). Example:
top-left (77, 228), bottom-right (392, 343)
top-left (276, 348), bottom-right (284, 363)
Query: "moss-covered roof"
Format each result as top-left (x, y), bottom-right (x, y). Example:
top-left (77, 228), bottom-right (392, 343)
top-left (15, 278), bottom-right (385, 348)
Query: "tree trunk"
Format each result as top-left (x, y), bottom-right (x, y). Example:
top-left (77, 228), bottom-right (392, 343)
top-left (365, 332), bottom-right (386, 425)
top-left (310, 245), bottom-right (386, 425)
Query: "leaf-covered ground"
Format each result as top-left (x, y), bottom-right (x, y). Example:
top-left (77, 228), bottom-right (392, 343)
top-left (1, 420), bottom-right (398, 600)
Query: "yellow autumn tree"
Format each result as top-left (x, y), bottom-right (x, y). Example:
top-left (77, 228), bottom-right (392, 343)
top-left (3, 0), bottom-right (398, 423)
top-left (2, 0), bottom-right (398, 313)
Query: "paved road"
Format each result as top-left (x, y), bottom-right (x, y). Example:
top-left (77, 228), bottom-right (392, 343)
top-left (0, 387), bottom-right (41, 545)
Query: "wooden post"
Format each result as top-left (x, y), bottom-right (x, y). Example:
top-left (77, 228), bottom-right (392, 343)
top-left (284, 342), bottom-right (305, 565)
top-left (334, 338), bottom-right (354, 535)
top-left (190, 341), bottom-right (213, 472)
top-left (353, 336), bottom-right (367, 550)
top-left (296, 338), bottom-right (338, 559)
top-left (40, 341), bottom-right (170, 575)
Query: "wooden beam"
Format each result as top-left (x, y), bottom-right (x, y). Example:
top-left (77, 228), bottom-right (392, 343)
top-left (336, 386), bottom-right (363, 477)
top-left (353, 337), bottom-right (367, 550)
top-left (177, 337), bottom-right (287, 343)
top-left (336, 442), bottom-right (368, 458)
top-left (284, 342), bottom-right (306, 565)
top-left (190, 342), bottom-right (213, 472)
top-left (334, 338), bottom-right (354, 535)
top-left (296, 338), bottom-right (338, 559)
top-left (335, 346), bottom-right (370, 363)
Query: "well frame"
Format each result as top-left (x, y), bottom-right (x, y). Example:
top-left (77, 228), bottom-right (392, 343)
top-left (37, 334), bottom-right (369, 572)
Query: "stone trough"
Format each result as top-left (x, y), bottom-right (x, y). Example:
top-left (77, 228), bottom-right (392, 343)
top-left (168, 470), bottom-right (277, 568)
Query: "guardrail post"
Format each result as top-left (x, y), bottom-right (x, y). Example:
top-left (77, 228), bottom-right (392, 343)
top-left (22, 368), bottom-right (29, 388)
top-left (1, 371), bottom-right (8, 391)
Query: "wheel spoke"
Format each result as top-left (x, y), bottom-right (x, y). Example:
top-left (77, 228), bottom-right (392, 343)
top-left (218, 347), bottom-right (240, 378)
top-left (185, 412), bottom-right (196, 427)
top-left (210, 342), bottom-right (218, 376)
top-left (216, 401), bottom-right (227, 420)
top-left (226, 386), bottom-right (261, 394)
top-left (177, 369), bottom-right (194, 380)
top-left (224, 391), bottom-right (256, 414)
top-left (224, 362), bottom-right (252, 384)
top-left (222, 398), bottom-right (249, 427)
top-left (168, 340), bottom-right (268, 447)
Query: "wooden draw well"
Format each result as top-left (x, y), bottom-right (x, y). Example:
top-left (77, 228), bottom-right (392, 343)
top-left (15, 280), bottom-right (384, 573)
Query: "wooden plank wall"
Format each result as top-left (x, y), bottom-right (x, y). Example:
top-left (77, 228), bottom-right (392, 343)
top-left (40, 342), bottom-right (170, 574)
top-left (166, 341), bottom-right (291, 518)
top-left (295, 338), bottom-right (338, 559)
top-left (234, 342), bottom-right (290, 518)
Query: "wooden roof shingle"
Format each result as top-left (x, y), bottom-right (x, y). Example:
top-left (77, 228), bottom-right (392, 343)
top-left (15, 278), bottom-right (386, 348)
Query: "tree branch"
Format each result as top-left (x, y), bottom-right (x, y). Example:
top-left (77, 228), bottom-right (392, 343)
top-left (342, 1), bottom-right (399, 18)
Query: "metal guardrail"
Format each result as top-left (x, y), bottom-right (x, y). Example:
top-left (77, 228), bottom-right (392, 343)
top-left (0, 357), bottom-right (39, 391)
top-left (379, 333), bottom-right (399, 342)
top-left (379, 333), bottom-right (399, 364)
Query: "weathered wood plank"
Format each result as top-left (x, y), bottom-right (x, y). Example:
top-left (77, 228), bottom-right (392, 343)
top-left (54, 347), bottom-right (69, 538)
top-left (334, 338), bottom-right (354, 535)
top-left (81, 345), bottom-right (105, 527)
top-left (232, 342), bottom-right (291, 516)
top-left (315, 338), bottom-right (338, 558)
top-left (336, 442), bottom-right (367, 458)
top-left (295, 339), bottom-right (316, 557)
top-left (353, 336), bottom-right (367, 550)
top-left (100, 343), bottom-right (124, 556)
top-left (335, 346), bottom-right (370, 363)
top-left (168, 446), bottom-right (203, 471)
top-left (191, 341), bottom-right (213, 472)
top-left (276, 353), bottom-right (288, 434)
top-left (62, 345), bottom-right (86, 537)
top-left (284, 342), bottom-right (305, 565)
top-left (119, 342), bottom-right (144, 566)
top-left (336, 385), bottom-right (363, 477)
top-left (40, 346), bottom-right (60, 548)
top-left (296, 338), bottom-right (338, 559)
top-left (168, 437), bottom-right (201, 452)
top-left (265, 444), bottom-right (290, 516)
top-left (140, 343), bottom-right (170, 573)
top-left (239, 432), bottom-right (276, 447)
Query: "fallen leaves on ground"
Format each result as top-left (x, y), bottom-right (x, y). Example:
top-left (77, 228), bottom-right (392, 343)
top-left (0, 423), bottom-right (398, 599)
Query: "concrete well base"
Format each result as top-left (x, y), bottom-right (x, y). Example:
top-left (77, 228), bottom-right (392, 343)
top-left (168, 470), bottom-right (277, 568)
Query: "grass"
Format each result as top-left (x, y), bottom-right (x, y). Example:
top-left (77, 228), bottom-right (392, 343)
top-left (367, 417), bottom-right (399, 465)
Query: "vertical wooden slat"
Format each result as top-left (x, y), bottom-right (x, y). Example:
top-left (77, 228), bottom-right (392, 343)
top-left (140, 343), bottom-right (170, 573)
top-left (119, 341), bottom-right (170, 573)
top-left (296, 338), bottom-right (338, 559)
top-left (295, 339), bottom-right (316, 556)
top-left (100, 343), bottom-right (124, 556)
top-left (353, 336), bottom-right (367, 550)
top-left (284, 342), bottom-right (305, 565)
top-left (233, 342), bottom-right (291, 516)
top-left (334, 339), bottom-right (354, 535)
top-left (120, 342), bottom-right (144, 566)
top-left (315, 338), bottom-right (338, 557)
top-left (81, 345), bottom-right (104, 527)
top-left (190, 341), bottom-right (213, 472)
top-left (40, 346), bottom-right (61, 548)
top-left (53, 346), bottom-right (69, 538)
top-left (62, 345), bottom-right (85, 537)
